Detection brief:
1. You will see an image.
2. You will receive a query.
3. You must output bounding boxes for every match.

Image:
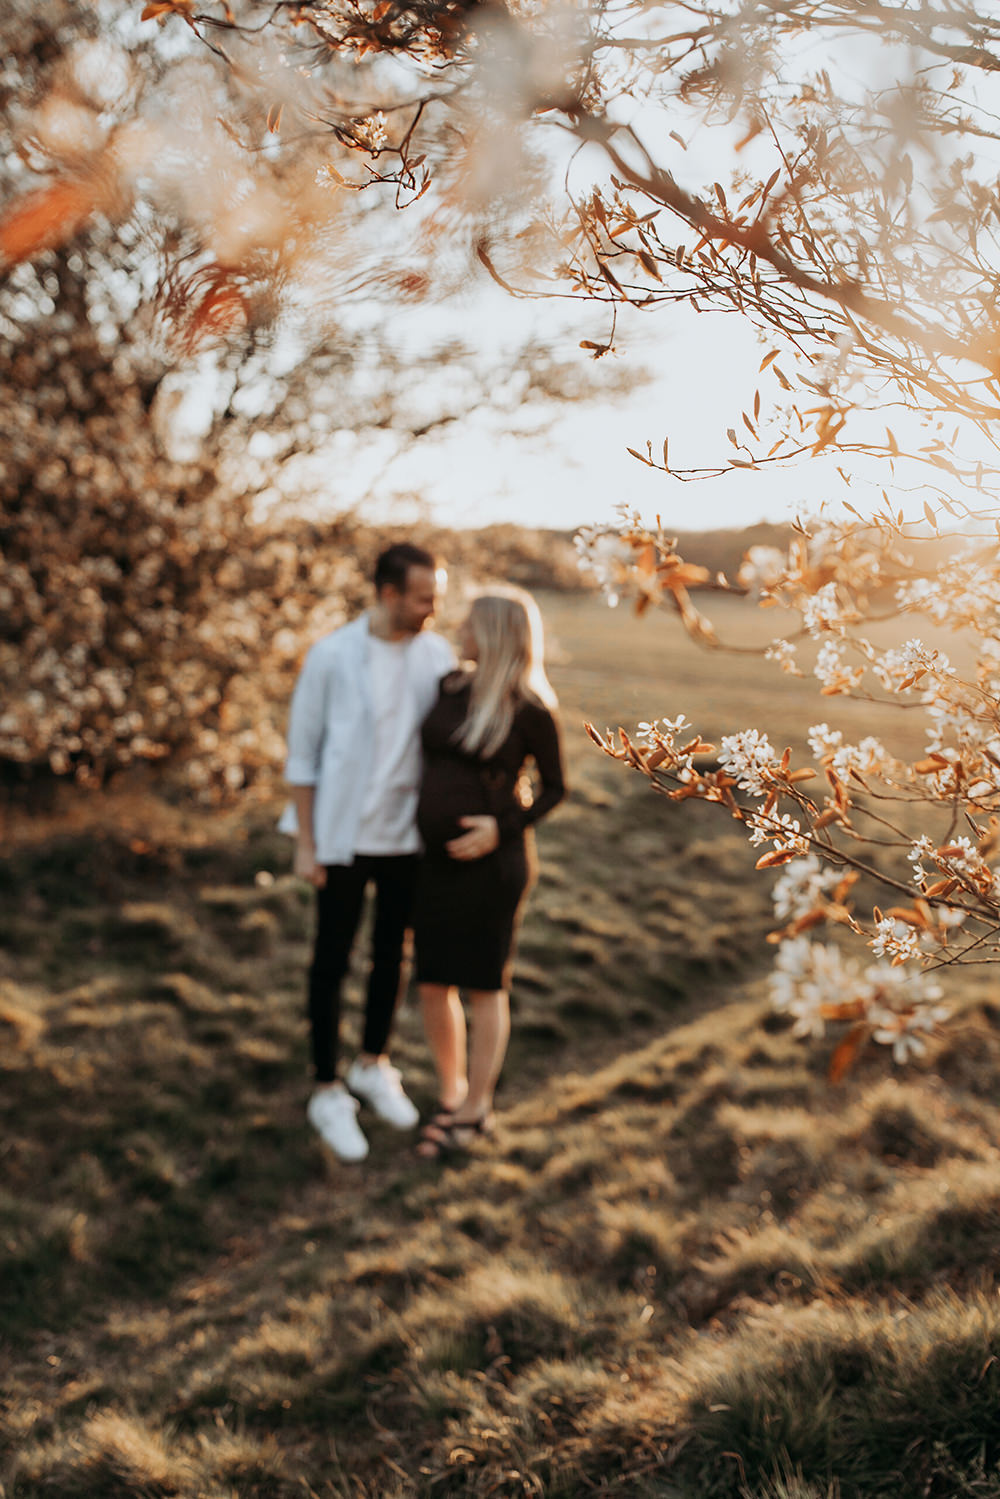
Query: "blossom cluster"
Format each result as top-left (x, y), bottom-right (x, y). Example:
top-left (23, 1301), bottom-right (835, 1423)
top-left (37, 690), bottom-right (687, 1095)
top-left (719, 729), bottom-right (777, 795)
top-left (771, 937), bottom-right (948, 1063)
top-left (580, 509), bottom-right (1000, 1073)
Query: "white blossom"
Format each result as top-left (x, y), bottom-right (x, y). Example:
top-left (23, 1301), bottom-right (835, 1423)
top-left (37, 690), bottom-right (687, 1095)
top-left (738, 546), bottom-right (786, 590)
top-left (747, 810), bottom-right (810, 854)
top-left (908, 835), bottom-right (936, 884)
top-left (868, 986), bottom-right (949, 1064)
top-left (873, 638), bottom-right (953, 691)
top-left (802, 582), bottom-right (845, 636)
top-left (814, 641), bottom-right (864, 691)
top-left (636, 714), bottom-right (691, 747)
top-left (808, 722), bottom-right (844, 759)
top-left (771, 936), bottom-right (948, 1059)
top-left (870, 917), bottom-right (922, 962)
top-left (772, 855), bottom-right (841, 921)
top-left (574, 528), bottom-right (633, 599)
top-left (830, 736), bottom-right (890, 780)
top-left (719, 728), bottom-right (777, 795)
top-left (770, 938), bottom-right (852, 1038)
top-left (765, 638), bottom-right (801, 674)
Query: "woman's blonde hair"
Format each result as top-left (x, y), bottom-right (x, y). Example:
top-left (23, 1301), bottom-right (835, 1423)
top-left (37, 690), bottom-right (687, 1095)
top-left (455, 586), bottom-right (557, 758)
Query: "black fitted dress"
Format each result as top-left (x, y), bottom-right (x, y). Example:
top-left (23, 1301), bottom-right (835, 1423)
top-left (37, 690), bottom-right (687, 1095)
top-left (414, 673), bottom-right (566, 990)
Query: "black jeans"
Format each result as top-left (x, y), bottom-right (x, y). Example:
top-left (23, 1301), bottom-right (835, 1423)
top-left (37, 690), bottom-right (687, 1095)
top-left (307, 854), bottom-right (419, 1084)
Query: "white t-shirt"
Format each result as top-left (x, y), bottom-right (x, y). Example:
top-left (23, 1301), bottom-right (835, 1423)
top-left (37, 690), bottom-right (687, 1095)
top-left (354, 636), bottom-right (423, 856)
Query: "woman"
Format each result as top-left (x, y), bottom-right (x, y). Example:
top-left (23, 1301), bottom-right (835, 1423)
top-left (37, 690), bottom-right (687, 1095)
top-left (414, 587), bottom-right (566, 1156)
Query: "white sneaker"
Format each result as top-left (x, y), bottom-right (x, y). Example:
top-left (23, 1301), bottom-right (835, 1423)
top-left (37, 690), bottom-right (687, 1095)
top-left (345, 1058), bottom-right (420, 1130)
top-left (307, 1086), bottom-right (369, 1163)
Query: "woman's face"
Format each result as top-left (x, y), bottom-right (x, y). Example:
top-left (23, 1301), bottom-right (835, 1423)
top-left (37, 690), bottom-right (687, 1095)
top-left (459, 611), bottom-right (479, 661)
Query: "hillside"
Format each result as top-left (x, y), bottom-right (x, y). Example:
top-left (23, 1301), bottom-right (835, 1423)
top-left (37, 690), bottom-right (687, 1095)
top-left (3, 593), bottom-right (1000, 1499)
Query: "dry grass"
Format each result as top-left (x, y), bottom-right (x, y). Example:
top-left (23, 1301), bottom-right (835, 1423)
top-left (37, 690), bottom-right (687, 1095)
top-left (3, 594), bottom-right (1000, 1498)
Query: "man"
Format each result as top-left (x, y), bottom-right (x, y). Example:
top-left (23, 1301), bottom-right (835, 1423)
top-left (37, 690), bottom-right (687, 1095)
top-left (283, 543), bottom-right (455, 1162)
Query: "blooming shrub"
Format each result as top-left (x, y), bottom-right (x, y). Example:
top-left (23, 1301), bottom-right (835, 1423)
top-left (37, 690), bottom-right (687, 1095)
top-left (0, 304), bottom-right (584, 800)
top-left (0, 331), bottom-right (370, 799)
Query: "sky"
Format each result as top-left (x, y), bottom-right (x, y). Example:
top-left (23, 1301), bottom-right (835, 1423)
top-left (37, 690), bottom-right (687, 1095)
top-left (163, 233), bottom-right (970, 541)
top-left (168, 281), bottom-right (837, 535)
top-left (272, 290), bottom-right (852, 537)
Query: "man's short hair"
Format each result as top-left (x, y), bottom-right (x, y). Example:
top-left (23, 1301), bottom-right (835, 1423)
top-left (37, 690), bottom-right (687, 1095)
top-left (374, 542), bottom-right (436, 595)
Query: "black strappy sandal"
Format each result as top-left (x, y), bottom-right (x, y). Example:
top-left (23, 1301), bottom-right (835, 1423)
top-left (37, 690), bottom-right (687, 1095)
top-left (416, 1112), bottom-right (495, 1160)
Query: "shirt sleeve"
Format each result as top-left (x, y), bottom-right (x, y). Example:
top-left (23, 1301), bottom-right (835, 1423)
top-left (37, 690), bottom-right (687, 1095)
top-left (497, 705), bottom-right (567, 839)
top-left (284, 642), bottom-right (332, 786)
top-left (433, 632), bottom-right (459, 673)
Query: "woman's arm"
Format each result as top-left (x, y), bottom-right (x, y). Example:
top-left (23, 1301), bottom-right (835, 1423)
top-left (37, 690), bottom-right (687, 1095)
top-left (491, 706), bottom-right (566, 842)
top-left (519, 707), bottom-right (566, 828)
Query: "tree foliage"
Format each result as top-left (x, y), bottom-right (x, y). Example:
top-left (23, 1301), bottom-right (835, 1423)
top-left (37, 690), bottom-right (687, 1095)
top-left (0, 0), bottom-right (618, 794)
top-left (6, 1), bottom-right (1000, 482)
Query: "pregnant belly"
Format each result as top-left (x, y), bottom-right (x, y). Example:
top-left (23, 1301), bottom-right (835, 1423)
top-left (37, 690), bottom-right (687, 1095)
top-left (417, 761), bottom-right (491, 848)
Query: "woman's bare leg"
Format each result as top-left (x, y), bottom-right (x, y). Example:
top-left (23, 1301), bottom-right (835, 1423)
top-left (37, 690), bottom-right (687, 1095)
top-left (419, 983), bottom-right (468, 1112)
top-left (453, 988), bottom-right (509, 1123)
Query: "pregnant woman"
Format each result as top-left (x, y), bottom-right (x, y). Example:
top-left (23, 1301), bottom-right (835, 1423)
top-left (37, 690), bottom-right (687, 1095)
top-left (414, 587), bottom-right (566, 1157)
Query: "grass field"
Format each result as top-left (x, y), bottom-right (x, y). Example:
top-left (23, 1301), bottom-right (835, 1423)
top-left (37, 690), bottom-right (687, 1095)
top-left (3, 592), bottom-right (1000, 1498)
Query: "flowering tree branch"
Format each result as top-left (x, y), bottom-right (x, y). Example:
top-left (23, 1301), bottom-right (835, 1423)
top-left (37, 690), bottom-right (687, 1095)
top-left (577, 505), bottom-right (1000, 1071)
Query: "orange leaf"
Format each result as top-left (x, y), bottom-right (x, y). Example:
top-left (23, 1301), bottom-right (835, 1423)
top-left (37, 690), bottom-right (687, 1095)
top-left (141, 0), bottom-right (195, 18)
top-left (828, 1023), bottom-right (866, 1084)
top-left (181, 279), bottom-right (248, 351)
top-left (788, 908), bottom-right (827, 935)
top-left (0, 178), bottom-right (100, 266)
top-left (885, 905), bottom-right (930, 929)
top-left (662, 562), bottom-right (711, 588)
top-left (820, 1000), bottom-right (865, 1022)
top-left (833, 871), bottom-right (859, 902)
top-left (755, 848), bottom-right (799, 869)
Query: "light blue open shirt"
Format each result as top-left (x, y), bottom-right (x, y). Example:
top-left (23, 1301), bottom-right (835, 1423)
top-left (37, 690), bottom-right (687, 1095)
top-left (280, 613), bottom-right (456, 866)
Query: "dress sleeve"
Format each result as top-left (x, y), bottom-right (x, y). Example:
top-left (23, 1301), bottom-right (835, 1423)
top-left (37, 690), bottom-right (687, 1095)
top-left (496, 705), bottom-right (567, 839)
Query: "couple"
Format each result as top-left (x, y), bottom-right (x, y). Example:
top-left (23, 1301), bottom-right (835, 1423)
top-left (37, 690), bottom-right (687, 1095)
top-left (284, 543), bottom-right (566, 1163)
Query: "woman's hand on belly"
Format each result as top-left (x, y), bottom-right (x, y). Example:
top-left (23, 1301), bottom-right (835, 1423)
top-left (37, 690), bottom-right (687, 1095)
top-left (445, 815), bottom-right (500, 861)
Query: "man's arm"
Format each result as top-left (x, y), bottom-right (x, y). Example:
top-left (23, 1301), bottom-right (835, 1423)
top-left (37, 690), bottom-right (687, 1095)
top-left (290, 784), bottom-right (326, 888)
top-left (285, 643), bottom-right (332, 889)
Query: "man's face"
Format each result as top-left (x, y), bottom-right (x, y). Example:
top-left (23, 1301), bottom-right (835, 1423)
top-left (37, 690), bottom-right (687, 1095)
top-left (384, 565), bottom-right (438, 635)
